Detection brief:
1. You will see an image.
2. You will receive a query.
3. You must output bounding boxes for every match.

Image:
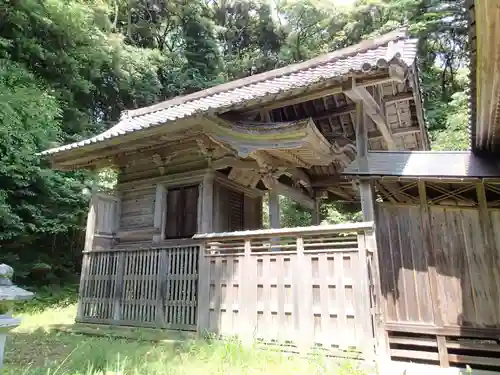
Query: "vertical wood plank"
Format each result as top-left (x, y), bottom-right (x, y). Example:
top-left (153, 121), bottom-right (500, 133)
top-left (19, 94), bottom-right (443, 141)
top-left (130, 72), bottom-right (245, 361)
top-left (418, 181), bottom-right (443, 327)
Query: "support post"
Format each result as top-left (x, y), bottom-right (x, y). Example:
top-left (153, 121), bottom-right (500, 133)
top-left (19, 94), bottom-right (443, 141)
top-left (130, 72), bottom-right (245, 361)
top-left (153, 184), bottom-right (166, 242)
top-left (268, 189), bottom-right (280, 251)
top-left (200, 170), bottom-right (215, 234)
top-left (312, 198), bottom-right (321, 225)
top-left (355, 102), bottom-right (390, 367)
top-left (196, 242), bottom-right (210, 336)
top-left (84, 190), bottom-right (98, 251)
top-left (268, 189), bottom-right (280, 229)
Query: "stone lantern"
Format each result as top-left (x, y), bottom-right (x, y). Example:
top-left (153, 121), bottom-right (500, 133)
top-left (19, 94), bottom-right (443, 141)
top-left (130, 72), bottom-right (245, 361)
top-left (0, 264), bottom-right (34, 368)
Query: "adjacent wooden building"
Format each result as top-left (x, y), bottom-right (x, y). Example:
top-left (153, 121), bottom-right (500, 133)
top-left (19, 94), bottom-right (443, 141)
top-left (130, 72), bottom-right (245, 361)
top-left (41, 3), bottom-right (500, 370)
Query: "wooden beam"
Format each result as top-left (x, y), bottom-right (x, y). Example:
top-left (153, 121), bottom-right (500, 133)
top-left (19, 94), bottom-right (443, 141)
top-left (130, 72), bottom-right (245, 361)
top-left (274, 181), bottom-right (315, 210)
top-left (347, 86), bottom-right (395, 150)
top-left (326, 186), bottom-right (353, 201)
top-left (368, 126), bottom-right (421, 141)
top-left (284, 168), bottom-right (312, 190)
top-left (410, 67), bottom-right (430, 150)
top-left (383, 91), bottom-right (414, 105)
top-left (310, 175), bottom-right (347, 187)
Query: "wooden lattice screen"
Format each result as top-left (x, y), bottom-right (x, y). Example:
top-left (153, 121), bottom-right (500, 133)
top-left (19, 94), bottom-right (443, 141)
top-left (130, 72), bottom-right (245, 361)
top-left (77, 242), bottom-right (200, 330)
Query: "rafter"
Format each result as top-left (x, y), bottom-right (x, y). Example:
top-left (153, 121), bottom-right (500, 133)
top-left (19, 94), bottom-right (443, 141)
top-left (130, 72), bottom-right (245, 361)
top-left (345, 84), bottom-right (395, 150)
top-left (383, 91), bottom-right (414, 105)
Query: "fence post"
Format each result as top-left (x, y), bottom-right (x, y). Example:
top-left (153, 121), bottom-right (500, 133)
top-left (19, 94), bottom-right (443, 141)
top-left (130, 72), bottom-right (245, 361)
top-left (241, 239), bottom-right (256, 345)
top-left (295, 235), bottom-right (312, 354)
top-left (366, 228), bottom-right (390, 371)
top-left (197, 243), bottom-right (210, 336)
top-left (357, 231), bottom-right (375, 361)
top-left (113, 250), bottom-right (126, 322)
top-left (76, 252), bottom-right (90, 321)
top-left (155, 249), bottom-right (167, 327)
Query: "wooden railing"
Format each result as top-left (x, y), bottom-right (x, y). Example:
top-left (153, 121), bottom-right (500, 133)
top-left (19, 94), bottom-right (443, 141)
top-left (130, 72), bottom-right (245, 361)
top-left (77, 239), bottom-right (201, 330)
top-left (194, 222), bottom-right (379, 359)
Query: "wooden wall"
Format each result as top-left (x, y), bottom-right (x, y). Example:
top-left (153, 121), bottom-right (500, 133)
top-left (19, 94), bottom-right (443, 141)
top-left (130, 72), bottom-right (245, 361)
top-left (376, 201), bottom-right (500, 368)
top-left (109, 165), bottom-right (264, 246)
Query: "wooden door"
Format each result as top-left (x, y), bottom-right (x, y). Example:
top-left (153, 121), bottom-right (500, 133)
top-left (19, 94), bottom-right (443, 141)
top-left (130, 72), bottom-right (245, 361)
top-left (165, 185), bottom-right (199, 239)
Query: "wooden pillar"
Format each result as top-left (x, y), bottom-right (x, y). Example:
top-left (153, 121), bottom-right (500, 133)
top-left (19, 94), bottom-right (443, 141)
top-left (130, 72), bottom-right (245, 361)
top-left (312, 198), bottom-right (321, 225)
top-left (355, 101), bottom-right (390, 367)
top-left (153, 184), bottom-right (166, 242)
top-left (268, 189), bottom-right (280, 229)
top-left (200, 170), bottom-right (215, 234)
top-left (84, 190), bottom-right (98, 252)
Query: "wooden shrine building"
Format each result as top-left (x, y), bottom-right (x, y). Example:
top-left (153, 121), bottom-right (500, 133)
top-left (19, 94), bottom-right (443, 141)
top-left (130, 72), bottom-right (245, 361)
top-left (41, 2), bottom-right (500, 369)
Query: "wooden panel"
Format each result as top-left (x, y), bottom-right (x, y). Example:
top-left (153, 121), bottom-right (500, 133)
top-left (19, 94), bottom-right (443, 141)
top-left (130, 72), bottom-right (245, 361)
top-left (197, 225), bottom-right (375, 358)
top-left (376, 205), bottom-right (434, 325)
top-left (120, 188), bottom-right (155, 230)
top-left (77, 243), bottom-right (200, 330)
top-left (244, 195), bottom-right (263, 230)
top-left (213, 182), bottom-right (254, 232)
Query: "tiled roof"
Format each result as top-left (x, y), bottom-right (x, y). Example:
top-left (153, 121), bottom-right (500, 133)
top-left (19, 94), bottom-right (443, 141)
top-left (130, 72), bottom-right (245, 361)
top-left (343, 151), bottom-right (500, 178)
top-left (41, 29), bottom-right (418, 157)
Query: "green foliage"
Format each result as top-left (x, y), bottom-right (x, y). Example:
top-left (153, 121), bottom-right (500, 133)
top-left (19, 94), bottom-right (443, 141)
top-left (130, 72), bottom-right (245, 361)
top-left (15, 283), bottom-right (79, 314)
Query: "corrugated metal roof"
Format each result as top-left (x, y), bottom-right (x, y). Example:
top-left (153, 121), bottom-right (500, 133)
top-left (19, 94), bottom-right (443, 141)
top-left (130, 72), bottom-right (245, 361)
top-left (343, 151), bottom-right (500, 178)
top-left (41, 29), bottom-right (418, 157)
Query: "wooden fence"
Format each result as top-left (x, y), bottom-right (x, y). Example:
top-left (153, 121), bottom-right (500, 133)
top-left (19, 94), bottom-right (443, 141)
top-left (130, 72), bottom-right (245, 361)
top-left (77, 241), bottom-right (200, 330)
top-left (194, 222), bottom-right (381, 359)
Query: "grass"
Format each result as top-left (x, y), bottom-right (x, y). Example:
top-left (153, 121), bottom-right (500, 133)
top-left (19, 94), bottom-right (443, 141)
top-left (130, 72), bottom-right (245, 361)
top-left (2, 301), bottom-right (368, 375)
